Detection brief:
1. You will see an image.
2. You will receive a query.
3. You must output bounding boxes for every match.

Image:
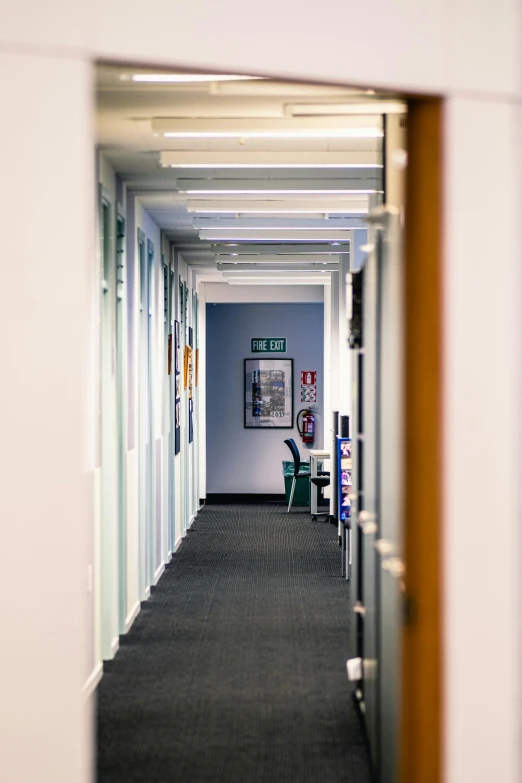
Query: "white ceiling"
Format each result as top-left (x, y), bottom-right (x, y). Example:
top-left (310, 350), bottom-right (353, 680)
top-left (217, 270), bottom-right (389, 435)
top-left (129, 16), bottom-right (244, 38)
top-left (95, 65), bottom-right (404, 276)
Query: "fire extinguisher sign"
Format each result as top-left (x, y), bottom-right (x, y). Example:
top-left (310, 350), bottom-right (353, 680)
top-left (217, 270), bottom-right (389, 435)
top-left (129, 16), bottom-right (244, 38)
top-left (301, 370), bottom-right (317, 402)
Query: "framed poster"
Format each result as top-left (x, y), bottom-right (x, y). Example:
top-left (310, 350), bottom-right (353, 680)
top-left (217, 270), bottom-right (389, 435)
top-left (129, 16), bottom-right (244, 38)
top-left (174, 320), bottom-right (180, 375)
top-left (174, 320), bottom-right (181, 454)
top-left (244, 358), bottom-right (293, 429)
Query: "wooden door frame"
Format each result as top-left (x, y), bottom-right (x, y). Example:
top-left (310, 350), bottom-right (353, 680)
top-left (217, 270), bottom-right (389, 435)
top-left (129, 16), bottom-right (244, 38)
top-left (401, 98), bottom-right (443, 783)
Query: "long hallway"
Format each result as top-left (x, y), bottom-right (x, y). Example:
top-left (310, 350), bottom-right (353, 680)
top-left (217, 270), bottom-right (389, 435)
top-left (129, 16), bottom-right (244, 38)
top-left (97, 505), bottom-right (371, 783)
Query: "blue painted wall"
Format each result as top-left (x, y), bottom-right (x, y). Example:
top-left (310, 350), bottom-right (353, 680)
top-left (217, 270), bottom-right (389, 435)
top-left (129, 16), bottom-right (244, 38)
top-left (206, 302), bottom-right (324, 494)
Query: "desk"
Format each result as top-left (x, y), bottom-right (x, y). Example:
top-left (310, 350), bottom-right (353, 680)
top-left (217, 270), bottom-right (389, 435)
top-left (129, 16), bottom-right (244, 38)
top-left (309, 449), bottom-right (330, 516)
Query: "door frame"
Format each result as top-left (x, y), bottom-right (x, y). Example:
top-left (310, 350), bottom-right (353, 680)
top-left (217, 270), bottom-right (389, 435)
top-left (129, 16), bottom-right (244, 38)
top-left (401, 98), bottom-right (443, 783)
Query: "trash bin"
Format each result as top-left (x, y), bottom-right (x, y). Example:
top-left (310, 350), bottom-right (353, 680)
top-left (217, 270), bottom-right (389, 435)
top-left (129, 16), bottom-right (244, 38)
top-left (282, 460), bottom-right (310, 506)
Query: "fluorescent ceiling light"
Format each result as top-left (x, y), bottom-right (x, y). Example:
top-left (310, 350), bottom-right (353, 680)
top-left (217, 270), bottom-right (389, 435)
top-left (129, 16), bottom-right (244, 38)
top-left (224, 272), bottom-right (330, 278)
top-left (202, 226), bottom-right (354, 231)
top-left (186, 189), bottom-right (377, 195)
top-left (197, 226), bottom-right (363, 231)
top-left (171, 163), bottom-right (382, 169)
top-left (206, 237), bottom-right (348, 242)
top-left (191, 209), bottom-right (367, 215)
top-left (222, 267), bottom-right (332, 274)
top-left (129, 74), bottom-right (262, 83)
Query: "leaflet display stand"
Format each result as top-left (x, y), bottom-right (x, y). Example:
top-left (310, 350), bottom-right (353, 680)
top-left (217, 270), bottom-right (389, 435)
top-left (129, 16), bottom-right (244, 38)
top-left (337, 436), bottom-right (352, 578)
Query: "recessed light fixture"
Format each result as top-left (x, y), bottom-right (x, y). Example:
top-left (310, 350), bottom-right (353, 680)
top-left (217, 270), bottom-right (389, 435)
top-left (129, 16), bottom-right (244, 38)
top-left (200, 226), bottom-right (353, 231)
top-left (184, 189), bottom-right (378, 195)
top-left (190, 209), bottom-right (367, 215)
top-left (171, 162), bottom-right (382, 168)
top-left (202, 236), bottom-right (349, 242)
top-left (126, 74), bottom-right (263, 83)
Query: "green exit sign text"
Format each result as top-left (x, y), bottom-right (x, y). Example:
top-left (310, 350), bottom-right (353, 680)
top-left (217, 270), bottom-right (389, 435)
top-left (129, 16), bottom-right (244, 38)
top-left (251, 337), bottom-right (287, 353)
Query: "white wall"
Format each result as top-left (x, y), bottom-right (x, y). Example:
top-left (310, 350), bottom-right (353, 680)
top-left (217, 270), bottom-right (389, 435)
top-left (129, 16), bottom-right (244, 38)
top-left (443, 98), bottom-right (520, 783)
top-left (1, 4), bottom-right (521, 783)
top-left (197, 279), bottom-right (207, 501)
top-left (91, 0), bottom-right (519, 98)
top-left (97, 154), bottom-right (119, 666)
top-left (86, 181), bottom-right (189, 689)
top-left (0, 53), bottom-right (92, 783)
top-left (204, 283), bottom-right (325, 303)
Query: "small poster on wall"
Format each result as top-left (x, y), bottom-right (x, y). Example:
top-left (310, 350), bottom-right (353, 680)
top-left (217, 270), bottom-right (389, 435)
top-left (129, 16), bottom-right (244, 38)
top-left (174, 320), bottom-right (181, 455)
top-left (300, 370), bottom-right (317, 402)
top-left (187, 326), bottom-right (194, 442)
top-left (244, 358), bottom-right (293, 428)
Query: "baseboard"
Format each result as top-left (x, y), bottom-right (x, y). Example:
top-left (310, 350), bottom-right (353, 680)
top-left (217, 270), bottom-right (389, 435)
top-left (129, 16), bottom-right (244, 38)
top-left (144, 586), bottom-right (151, 600)
top-left (188, 515), bottom-right (195, 528)
top-left (175, 536), bottom-right (183, 552)
top-left (206, 493), bottom-right (286, 504)
top-left (167, 551), bottom-right (173, 563)
top-left (82, 661), bottom-right (103, 698)
top-left (111, 637), bottom-right (120, 657)
top-left (154, 563), bottom-right (165, 585)
top-left (125, 600), bottom-right (141, 633)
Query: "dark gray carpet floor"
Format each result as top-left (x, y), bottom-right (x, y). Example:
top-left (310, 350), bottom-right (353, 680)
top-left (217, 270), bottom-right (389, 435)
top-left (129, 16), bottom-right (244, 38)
top-left (96, 504), bottom-right (372, 783)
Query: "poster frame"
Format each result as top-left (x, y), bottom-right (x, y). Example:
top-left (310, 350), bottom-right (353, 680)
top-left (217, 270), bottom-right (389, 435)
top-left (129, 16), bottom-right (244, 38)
top-left (244, 357), bottom-right (294, 429)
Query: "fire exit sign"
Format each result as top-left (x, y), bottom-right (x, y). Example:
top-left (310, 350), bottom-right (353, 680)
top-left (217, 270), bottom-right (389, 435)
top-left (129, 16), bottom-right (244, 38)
top-left (251, 337), bottom-right (287, 353)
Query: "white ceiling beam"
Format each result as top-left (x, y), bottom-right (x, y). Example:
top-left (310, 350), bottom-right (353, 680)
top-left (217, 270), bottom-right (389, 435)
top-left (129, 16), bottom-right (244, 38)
top-left (152, 115), bottom-right (383, 138)
top-left (200, 229), bottom-right (351, 241)
top-left (286, 102), bottom-right (406, 116)
top-left (178, 178), bottom-right (380, 194)
top-left (186, 199), bottom-right (368, 214)
top-left (226, 275), bottom-right (331, 285)
top-left (194, 217), bottom-right (366, 229)
top-left (217, 262), bottom-right (338, 272)
top-left (212, 243), bottom-right (348, 254)
top-left (160, 150), bottom-right (382, 168)
top-left (214, 254), bottom-right (341, 263)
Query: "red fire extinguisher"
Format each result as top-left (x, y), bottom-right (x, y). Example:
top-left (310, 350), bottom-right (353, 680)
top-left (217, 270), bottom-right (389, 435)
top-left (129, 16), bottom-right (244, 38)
top-left (297, 408), bottom-right (315, 445)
